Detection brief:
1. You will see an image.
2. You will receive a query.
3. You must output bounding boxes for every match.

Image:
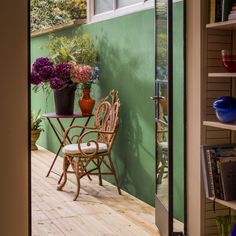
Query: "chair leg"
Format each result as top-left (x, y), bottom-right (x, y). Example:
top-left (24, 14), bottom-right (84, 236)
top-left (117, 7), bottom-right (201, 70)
top-left (73, 158), bottom-right (83, 201)
top-left (74, 174), bottom-right (81, 201)
top-left (98, 157), bottom-right (103, 186)
top-left (57, 155), bottom-right (70, 191)
top-left (108, 154), bottom-right (121, 195)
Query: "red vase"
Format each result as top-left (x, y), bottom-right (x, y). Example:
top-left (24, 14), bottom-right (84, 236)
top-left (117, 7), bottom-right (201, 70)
top-left (79, 88), bottom-right (95, 116)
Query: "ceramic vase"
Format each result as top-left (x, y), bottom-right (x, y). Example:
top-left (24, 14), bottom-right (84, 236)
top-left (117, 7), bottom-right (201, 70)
top-left (79, 88), bottom-right (95, 116)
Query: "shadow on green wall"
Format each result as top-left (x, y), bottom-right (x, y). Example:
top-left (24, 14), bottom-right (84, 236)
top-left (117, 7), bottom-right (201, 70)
top-left (93, 33), bottom-right (155, 204)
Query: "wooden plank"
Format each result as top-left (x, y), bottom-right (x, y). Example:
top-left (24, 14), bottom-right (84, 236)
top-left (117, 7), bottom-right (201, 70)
top-left (208, 197), bottom-right (236, 210)
top-left (207, 82), bottom-right (231, 91)
top-left (206, 20), bottom-right (236, 30)
top-left (32, 147), bottom-right (161, 236)
top-left (207, 90), bottom-right (231, 98)
top-left (206, 138), bottom-right (231, 145)
top-left (31, 19), bottom-right (87, 38)
top-left (206, 130), bottom-right (230, 139)
top-left (203, 121), bottom-right (236, 131)
top-left (208, 72), bottom-right (236, 77)
top-left (208, 43), bottom-right (231, 51)
top-left (208, 35), bottom-right (232, 43)
top-left (208, 67), bottom-right (230, 73)
top-left (207, 28), bottom-right (232, 35)
top-left (208, 50), bottom-right (222, 59)
top-left (207, 58), bottom-right (224, 67)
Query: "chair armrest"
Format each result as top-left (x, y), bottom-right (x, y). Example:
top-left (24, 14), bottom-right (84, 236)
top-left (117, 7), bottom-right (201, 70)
top-left (63, 125), bottom-right (96, 145)
top-left (77, 130), bottom-right (115, 158)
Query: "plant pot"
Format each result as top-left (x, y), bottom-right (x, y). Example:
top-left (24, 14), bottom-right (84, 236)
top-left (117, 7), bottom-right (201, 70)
top-left (31, 129), bottom-right (41, 151)
top-left (79, 88), bottom-right (95, 116)
top-left (54, 85), bottom-right (76, 115)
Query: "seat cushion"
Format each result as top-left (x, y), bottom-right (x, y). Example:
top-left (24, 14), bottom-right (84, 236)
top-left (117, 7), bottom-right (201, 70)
top-left (62, 142), bottom-right (108, 155)
top-left (158, 142), bottom-right (168, 150)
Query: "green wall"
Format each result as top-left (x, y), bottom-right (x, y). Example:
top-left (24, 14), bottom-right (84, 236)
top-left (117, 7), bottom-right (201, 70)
top-left (31, 9), bottom-right (156, 205)
top-left (31, 6), bottom-right (185, 218)
top-left (173, 1), bottom-right (184, 222)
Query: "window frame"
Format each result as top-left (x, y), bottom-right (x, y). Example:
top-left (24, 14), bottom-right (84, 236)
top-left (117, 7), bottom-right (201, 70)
top-left (87, 0), bottom-right (154, 23)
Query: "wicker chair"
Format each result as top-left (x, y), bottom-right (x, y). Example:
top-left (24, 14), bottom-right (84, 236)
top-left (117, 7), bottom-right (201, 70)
top-left (57, 90), bottom-right (121, 200)
top-left (156, 96), bottom-right (168, 184)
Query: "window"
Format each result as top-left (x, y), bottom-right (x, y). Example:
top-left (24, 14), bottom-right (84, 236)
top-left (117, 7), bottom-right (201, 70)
top-left (87, 0), bottom-right (154, 23)
top-left (94, 0), bottom-right (113, 14)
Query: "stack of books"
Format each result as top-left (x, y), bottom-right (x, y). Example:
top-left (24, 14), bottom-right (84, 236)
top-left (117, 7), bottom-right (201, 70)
top-left (228, 0), bottom-right (236, 20)
top-left (209, 0), bottom-right (233, 23)
top-left (201, 144), bottom-right (236, 201)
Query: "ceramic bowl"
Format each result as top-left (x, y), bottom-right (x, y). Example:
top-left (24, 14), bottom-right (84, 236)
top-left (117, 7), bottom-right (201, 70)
top-left (221, 50), bottom-right (236, 73)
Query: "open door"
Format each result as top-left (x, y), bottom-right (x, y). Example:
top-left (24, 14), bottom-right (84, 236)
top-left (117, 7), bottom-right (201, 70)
top-left (153, 0), bottom-right (185, 235)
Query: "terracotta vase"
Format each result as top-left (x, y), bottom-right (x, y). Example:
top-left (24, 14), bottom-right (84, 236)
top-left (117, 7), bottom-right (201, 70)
top-left (31, 129), bottom-right (41, 151)
top-left (79, 88), bottom-right (95, 116)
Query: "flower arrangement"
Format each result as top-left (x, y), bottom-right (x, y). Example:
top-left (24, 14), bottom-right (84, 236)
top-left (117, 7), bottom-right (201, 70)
top-left (31, 58), bottom-right (99, 91)
top-left (31, 32), bottom-right (99, 92)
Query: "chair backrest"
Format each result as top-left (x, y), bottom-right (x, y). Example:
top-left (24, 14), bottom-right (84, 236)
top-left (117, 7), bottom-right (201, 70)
top-left (94, 90), bottom-right (120, 146)
top-left (157, 96), bottom-right (168, 144)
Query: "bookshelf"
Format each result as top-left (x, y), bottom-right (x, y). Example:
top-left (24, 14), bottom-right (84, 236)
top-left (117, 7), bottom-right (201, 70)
top-left (201, 13), bottom-right (236, 234)
top-left (208, 197), bottom-right (236, 210)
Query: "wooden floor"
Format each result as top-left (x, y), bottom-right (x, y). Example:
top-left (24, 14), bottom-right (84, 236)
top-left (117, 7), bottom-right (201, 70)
top-left (32, 147), bottom-right (161, 236)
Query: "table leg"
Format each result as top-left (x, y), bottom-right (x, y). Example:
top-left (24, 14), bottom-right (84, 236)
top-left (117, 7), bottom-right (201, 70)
top-left (46, 116), bottom-right (92, 181)
top-left (46, 117), bottom-right (65, 177)
top-left (57, 117), bottom-right (75, 144)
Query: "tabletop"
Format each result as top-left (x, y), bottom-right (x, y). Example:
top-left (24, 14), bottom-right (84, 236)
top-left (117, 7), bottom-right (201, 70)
top-left (43, 112), bottom-right (93, 119)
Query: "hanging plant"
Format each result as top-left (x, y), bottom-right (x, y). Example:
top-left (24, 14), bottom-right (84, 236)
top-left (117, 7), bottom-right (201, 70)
top-left (30, 0), bottom-right (87, 32)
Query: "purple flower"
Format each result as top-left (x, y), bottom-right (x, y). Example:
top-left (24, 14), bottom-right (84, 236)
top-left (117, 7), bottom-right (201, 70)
top-left (39, 65), bottom-right (55, 79)
top-left (32, 57), bottom-right (52, 73)
top-left (55, 62), bottom-right (72, 80)
top-left (50, 77), bottom-right (67, 90)
top-left (30, 71), bottom-right (42, 85)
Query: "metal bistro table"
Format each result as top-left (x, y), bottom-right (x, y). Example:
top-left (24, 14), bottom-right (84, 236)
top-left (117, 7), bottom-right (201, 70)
top-left (43, 112), bottom-right (93, 183)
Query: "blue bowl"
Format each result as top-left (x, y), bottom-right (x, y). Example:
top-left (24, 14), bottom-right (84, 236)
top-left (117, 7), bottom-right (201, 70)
top-left (213, 107), bottom-right (236, 123)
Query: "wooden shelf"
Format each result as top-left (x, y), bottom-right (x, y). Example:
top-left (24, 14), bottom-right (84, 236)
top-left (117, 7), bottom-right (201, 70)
top-left (208, 72), bottom-right (236, 77)
top-left (31, 19), bottom-right (86, 38)
top-left (208, 197), bottom-right (236, 210)
top-left (203, 121), bottom-right (236, 131)
top-left (206, 20), bottom-right (236, 30)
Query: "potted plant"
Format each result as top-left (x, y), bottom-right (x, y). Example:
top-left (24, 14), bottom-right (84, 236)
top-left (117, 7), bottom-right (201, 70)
top-left (30, 31), bottom-right (99, 115)
top-left (216, 215), bottom-right (236, 236)
top-left (31, 110), bottom-right (44, 151)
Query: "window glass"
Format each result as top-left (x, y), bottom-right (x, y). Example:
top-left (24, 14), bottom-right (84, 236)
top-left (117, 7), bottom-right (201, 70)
top-left (118, 0), bottom-right (143, 8)
top-left (94, 0), bottom-right (113, 14)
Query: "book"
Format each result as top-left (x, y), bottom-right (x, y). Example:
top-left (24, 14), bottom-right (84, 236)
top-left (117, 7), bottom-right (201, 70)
top-left (201, 147), bottom-right (214, 197)
top-left (209, 0), bottom-right (223, 23)
top-left (222, 0), bottom-right (232, 21)
top-left (209, 149), bottom-right (224, 199)
top-left (201, 144), bottom-right (236, 199)
top-left (220, 160), bottom-right (236, 200)
top-left (210, 0), bottom-right (216, 23)
top-left (215, 0), bottom-right (223, 22)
